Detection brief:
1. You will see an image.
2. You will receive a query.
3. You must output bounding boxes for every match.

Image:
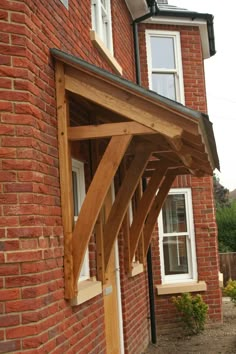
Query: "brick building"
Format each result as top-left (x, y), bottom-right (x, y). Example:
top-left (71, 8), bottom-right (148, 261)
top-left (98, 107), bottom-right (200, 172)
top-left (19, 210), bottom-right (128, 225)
top-left (0, 0), bottom-right (221, 353)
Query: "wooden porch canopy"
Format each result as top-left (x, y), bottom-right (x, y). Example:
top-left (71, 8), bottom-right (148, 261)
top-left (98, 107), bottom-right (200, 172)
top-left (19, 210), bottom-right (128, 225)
top-left (51, 48), bottom-right (219, 299)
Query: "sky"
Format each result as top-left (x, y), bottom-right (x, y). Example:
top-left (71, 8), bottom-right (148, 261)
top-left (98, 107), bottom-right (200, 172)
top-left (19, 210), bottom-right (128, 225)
top-left (169, 0), bottom-right (236, 191)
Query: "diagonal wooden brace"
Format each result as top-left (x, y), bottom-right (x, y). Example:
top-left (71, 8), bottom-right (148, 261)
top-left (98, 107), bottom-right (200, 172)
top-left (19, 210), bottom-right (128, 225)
top-left (72, 135), bottom-right (132, 293)
top-left (129, 162), bottom-right (168, 264)
top-left (103, 149), bottom-right (152, 272)
top-left (143, 171), bottom-right (176, 257)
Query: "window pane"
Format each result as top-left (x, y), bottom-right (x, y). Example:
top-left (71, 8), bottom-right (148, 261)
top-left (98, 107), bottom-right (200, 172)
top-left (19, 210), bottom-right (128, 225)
top-left (152, 73), bottom-right (176, 100)
top-left (162, 194), bottom-right (187, 233)
top-left (150, 36), bottom-right (175, 69)
top-left (163, 236), bottom-right (188, 275)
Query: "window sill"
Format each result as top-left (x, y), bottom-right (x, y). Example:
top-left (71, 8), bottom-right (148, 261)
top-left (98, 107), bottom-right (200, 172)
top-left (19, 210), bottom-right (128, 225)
top-left (156, 281), bottom-right (207, 295)
top-left (90, 30), bottom-right (123, 75)
top-left (70, 278), bottom-right (102, 306)
top-left (130, 262), bottom-right (144, 277)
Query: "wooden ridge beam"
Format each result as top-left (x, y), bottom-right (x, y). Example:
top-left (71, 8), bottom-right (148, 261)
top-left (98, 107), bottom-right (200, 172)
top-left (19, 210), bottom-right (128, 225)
top-left (129, 163), bottom-right (168, 263)
top-left (143, 172), bottom-right (176, 257)
top-left (68, 122), bottom-right (156, 140)
top-left (55, 62), bottom-right (74, 299)
top-left (72, 135), bottom-right (132, 291)
top-left (103, 150), bottom-right (152, 272)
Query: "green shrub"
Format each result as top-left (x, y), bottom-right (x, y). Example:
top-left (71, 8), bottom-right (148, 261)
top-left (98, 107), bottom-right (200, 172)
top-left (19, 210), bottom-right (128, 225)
top-left (223, 279), bottom-right (236, 305)
top-left (217, 201), bottom-right (236, 252)
top-left (172, 293), bottom-right (208, 335)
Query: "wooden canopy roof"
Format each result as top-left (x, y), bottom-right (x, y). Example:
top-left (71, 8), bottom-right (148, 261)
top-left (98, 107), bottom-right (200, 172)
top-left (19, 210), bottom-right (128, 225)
top-left (51, 48), bottom-right (219, 298)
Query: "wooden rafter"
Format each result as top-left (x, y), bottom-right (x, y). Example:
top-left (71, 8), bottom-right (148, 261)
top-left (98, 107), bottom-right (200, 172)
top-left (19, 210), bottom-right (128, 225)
top-left (129, 162), bottom-right (168, 263)
top-left (103, 150), bottom-right (152, 271)
top-left (55, 62), bottom-right (74, 299)
top-left (143, 172), bottom-right (177, 257)
top-left (68, 122), bottom-right (156, 140)
top-left (72, 135), bottom-right (132, 292)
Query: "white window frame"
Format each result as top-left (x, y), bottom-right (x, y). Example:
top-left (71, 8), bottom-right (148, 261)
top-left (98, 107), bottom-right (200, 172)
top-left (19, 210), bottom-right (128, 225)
top-left (146, 30), bottom-right (185, 104)
top-left (72, 159), bottom-right (90, 282)
top-left (91, 0), bottom-right (113, 53)
top-left (158, 188), bottom-right (197, 284)
top-left (59, 0), bottom-right (68, 9)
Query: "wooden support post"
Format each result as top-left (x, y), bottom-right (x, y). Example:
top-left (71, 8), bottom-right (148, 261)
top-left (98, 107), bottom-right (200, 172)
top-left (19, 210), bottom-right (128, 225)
top-left (136, 181), bottom-right (145, 265)
top-left (55, 62), bottom-right (74, 299)
top-left (72, 135), bottom-right (132, 291)
top-left (129, 163), bottom-right (168, 263)
top-left (143, 172), bottom-right (176, 257)
top-left (103, 150), bottom-right (152, 272)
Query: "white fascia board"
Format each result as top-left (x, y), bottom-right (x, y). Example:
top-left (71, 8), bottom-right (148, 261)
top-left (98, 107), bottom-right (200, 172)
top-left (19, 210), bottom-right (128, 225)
top-left (125, 0), bottom-right (148, 20)
top-left (145, 16), bottom-right (210, 59)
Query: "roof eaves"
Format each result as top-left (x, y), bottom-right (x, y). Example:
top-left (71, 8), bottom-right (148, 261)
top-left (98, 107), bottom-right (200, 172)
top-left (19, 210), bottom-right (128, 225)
top-left (153, 4), bottom-right (216, 57)
top-left (50, 48), bottom-right (219, 171)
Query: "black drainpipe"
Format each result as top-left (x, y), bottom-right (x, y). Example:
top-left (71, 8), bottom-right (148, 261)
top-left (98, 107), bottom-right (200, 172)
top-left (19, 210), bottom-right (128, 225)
top-left (133, 3), bottom-right (157, 85)
top-left (133, 1), bottom-right (157, 344)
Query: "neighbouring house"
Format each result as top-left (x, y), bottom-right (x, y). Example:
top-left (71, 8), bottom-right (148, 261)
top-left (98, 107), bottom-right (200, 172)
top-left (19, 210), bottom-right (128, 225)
top-left (0, 0), bottom-right (222, 353)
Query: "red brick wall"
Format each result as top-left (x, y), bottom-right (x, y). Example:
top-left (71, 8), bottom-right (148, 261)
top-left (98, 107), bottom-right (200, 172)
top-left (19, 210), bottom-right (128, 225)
top-left (118, 236), bottom-right (150, 353)
top-left (0, 0), bottom-right (148, 353)
top-left (139, 22), bottom-right (222, 331)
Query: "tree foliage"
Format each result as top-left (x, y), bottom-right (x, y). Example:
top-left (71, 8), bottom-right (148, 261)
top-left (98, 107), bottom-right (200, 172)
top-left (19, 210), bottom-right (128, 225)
top-left (217, 200), bottom-right (236, 252)
top-left (214, 174), bottom-right (236, 252)
top-left (213, 173), bottom-right (229, 209)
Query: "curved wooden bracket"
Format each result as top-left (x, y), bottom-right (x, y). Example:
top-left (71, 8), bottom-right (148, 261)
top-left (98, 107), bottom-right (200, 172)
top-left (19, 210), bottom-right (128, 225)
top-left (143, 171), bottom-right (176, 257)
top-left (103, 150), bottom-right (152, 272)
top-left (129, 162), bottom-right (168, 263)
top-left (72, 135), bottom-right (132, 292)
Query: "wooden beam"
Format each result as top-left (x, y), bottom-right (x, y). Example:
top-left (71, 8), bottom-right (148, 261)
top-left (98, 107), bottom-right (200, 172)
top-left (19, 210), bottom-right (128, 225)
top-left (129, 163), bottom-right (168, 262)
top-left (95, 216), bottom-right (105, 283)
top-left (65, 67), bottom-right (186, 139)
top-left (143, 172), bottom-right (176, 257)
top-left (72, 135), bottom-right (132, 290)
top-left (146, 160), bottom-right (183, 171)
top-left (103, 150), bottom-right (152, 271)
top-left (55, 62), bottom-right (74, 299)
top-left (68, 122), bottom-right (156, 141)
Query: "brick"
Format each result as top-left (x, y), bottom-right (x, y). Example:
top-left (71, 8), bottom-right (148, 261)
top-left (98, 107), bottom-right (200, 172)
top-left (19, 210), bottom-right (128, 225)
top-left (4, 183), bottom-right (33, 193)
top-left (0, 314), bottom-right (20, 327)
top-left (0, 193), bottom-right (17, 204)
top-left (4, 204), bottom-right (38, 216)
top-left (7, 226), bottom-right (43, 238)
top-left (0, 216), bottom-right (18, 227)
top-left (6, 298), bottom-right (43, 313)
top-left (0, 263), bottom-right (19, 276)
top-left (0, 240), bottom-right (19, 251)
top-left (5, 273), bottom-right (42, 288)
top-left (22, 283), bottom-right (49, 298)
top-left (0, 288), bottom-right (20, 301)
top-left (2, 138), bottom-right (33, 148)
top-left (6, 324), bottom-right (39, 339)
top-left (6, 250), bottom-right (42, 262)
top-left (0, 340), bottom-right (21, 353)
top-left (0, 101), bottom-right (13, 112)
top-left (0, 77), bottom-right (11, 88)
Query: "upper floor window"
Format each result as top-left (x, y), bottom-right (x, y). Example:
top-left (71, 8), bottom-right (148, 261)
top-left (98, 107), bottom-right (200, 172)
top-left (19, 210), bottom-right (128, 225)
top-left (91, 0), bottom-right (113, 52)
top-left (146, 30), bottom-right (185, 103)
top-left (158, 188), bottom-right (197, 284)
top-left (72, 159), bottom-right (90, 281)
